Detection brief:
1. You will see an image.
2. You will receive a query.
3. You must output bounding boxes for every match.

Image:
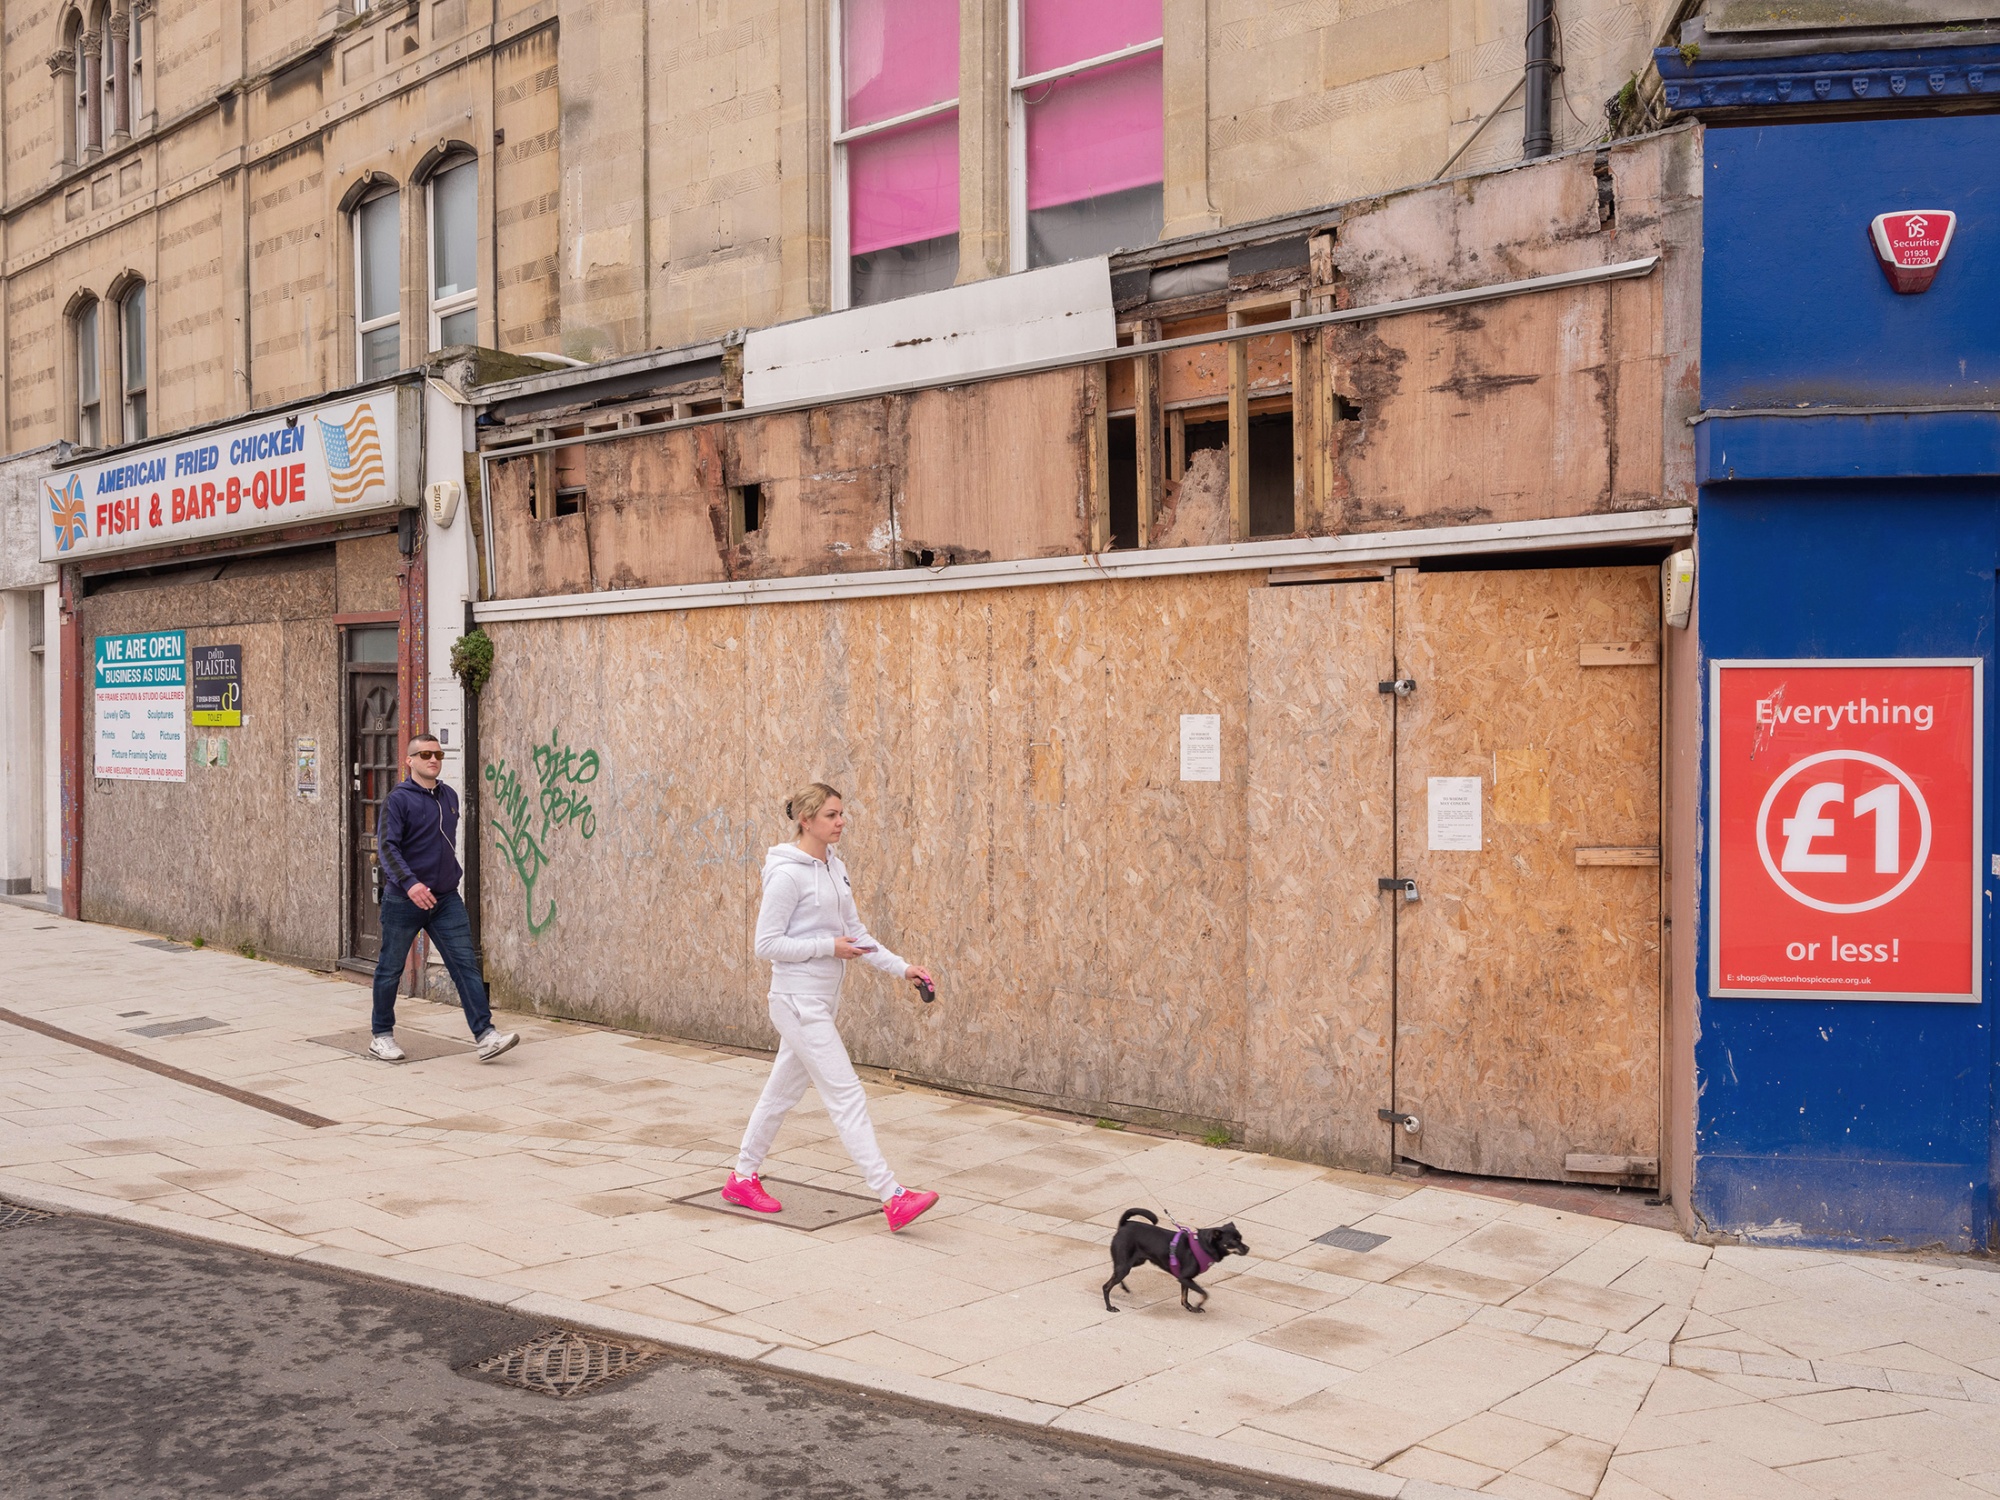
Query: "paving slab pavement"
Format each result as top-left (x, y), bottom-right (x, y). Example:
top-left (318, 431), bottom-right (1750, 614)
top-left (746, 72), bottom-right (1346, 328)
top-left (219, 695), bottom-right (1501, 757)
top-left (3, 904), bottom-right (1998, 1499)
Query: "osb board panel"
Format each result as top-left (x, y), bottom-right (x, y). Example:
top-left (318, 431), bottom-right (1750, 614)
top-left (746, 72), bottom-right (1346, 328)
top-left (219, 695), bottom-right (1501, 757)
top-left (77, 581), bottom-right (343, 965)
top-left (724, 401), bottom-right (899, 577)
top-left (1245, 582), bottom-right (1395, 1170)
top-left (902, 369), bottom-right (1091, 563)
top-left (1315, 273), bottom-right (1664, 534)
top-left (1391, 567), bottom-right (1661, 1181)
top-left (335, 533), bottom-right (402, 614)
top-left (584, 427), bottom-right (728, 592)
top-left (478, 573), bottom-right (1252, 1126)
top-left (489, 454), bottom-right (591, 598)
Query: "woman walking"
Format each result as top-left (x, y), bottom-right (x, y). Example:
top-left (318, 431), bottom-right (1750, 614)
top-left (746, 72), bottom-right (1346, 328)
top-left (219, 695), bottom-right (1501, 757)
top-left (723, 783), bottom-right (940, 1232)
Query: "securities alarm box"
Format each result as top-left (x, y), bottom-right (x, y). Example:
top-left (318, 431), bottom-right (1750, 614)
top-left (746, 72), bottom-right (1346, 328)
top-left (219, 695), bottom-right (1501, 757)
top-left (1710, 659), bottom-right (1981, 1003)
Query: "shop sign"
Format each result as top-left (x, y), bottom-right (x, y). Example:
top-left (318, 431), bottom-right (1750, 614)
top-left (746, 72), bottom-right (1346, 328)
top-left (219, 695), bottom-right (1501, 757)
top-left (95, 630), bottom-right (187, 782)
top-left (1711, 660), bottom-right (1980, 1002)
top-left (1869, 210), bottom-right (1957, 294)
top-left (41, 386), bottom-right (407, 563)
top-left (191, 644), bottom-right (243, 727)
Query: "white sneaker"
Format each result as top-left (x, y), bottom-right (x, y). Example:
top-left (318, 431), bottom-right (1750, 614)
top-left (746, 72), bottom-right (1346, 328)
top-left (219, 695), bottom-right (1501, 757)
top-left (368, 1034), bottom-right (406, 1063)
top-left (476, 1028), bottom-right (519, 1062)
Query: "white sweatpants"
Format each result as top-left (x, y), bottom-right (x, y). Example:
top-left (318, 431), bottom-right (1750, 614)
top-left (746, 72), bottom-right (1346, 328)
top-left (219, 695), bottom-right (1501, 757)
top-left (736, 991), bottom-right (901, 1202)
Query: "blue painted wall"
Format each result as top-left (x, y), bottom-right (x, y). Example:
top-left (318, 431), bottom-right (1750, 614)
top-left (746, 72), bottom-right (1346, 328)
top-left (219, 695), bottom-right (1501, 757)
top-left (1698, 114), bottom-right (2000, 1250)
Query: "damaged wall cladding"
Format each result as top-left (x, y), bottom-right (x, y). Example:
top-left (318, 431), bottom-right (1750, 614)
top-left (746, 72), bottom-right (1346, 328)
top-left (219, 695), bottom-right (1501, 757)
top-left (481, 132), bottom-right (1703, 598)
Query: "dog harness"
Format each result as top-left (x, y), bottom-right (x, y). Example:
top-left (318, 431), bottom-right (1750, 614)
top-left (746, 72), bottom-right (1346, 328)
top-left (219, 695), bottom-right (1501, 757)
top-left (1167, 1226), bottom-right (1215, 1280)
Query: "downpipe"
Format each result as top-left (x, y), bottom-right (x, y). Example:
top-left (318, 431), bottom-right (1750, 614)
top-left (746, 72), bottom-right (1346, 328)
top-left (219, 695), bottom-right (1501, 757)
top-left (1524, 0), bottom-right (1555, 159)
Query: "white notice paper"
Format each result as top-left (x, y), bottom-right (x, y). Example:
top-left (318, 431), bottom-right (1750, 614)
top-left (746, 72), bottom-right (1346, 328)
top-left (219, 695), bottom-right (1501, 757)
top-left (1428, 776), bottom-right (1483, 851)
top-left (1180, 714), bottom-right (1222, 782)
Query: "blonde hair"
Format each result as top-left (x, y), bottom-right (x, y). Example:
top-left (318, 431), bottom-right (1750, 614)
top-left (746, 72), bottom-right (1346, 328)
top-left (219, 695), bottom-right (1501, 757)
top-left (784, 782), bottom-right (842, 828)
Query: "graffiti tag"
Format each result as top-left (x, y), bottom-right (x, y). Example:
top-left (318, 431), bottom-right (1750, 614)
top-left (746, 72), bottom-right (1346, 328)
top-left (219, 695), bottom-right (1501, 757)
top-left (485, 728), bottom-right (601, 937)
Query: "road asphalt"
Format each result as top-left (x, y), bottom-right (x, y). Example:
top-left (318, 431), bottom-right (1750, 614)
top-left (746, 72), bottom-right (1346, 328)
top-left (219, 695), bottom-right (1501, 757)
top-left (0, 1209), bottom-right (1313, 1500)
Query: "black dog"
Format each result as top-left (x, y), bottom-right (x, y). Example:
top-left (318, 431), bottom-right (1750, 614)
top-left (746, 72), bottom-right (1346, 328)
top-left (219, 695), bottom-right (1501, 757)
top-left (1102, 1208), bottom-right (1249, 1313)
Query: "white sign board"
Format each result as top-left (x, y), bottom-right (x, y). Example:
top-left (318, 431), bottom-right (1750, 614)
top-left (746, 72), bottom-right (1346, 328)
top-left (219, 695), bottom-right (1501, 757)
top-left (1180, 714), bottom-right (1222, 782)
top-left (1428, 776), bottom-right (1483, 851)
top-left (41, 386), bottom-right (409, 562)
top-left (95, 630), bottom-right (186, 782)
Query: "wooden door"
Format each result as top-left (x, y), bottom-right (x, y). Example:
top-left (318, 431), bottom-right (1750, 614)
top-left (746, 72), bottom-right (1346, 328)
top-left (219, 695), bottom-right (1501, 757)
top-left (1244, 580), bottom-right (1397, 1170)
top-left (1390, 567), bottom-right (1662, 1182)
top-left (348, 671), bottom-right (399, 962)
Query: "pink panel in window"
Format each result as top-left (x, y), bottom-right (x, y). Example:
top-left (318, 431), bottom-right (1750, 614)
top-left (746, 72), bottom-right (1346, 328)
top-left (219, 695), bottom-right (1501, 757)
top-left (1024, 53), bottom-right (1162, 211)
top-left (1020, 0), bottom-right (1161, 77)
top-left (849, 111), bottom-right (960, 254)
top-left (845, 0), bottom-right (959, 130)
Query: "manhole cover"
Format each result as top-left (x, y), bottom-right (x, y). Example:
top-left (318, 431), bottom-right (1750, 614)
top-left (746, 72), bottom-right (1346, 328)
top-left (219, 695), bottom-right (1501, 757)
top-left (133, 938), bottom-right (192, 952)
top-left (471, 1329), bottom-right (662, 1399)
top-left (0, 1202), bottom-right (53, 1230)
top-left (1314, 1225), bottom-right (1390, 1253)
top-left (126, 1017), bottom-right (225, 1038)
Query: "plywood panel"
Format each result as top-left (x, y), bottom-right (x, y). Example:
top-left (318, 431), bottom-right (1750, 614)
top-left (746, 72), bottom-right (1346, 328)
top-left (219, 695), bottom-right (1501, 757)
top-left (902, 368), bottom-right (1091, 562)
top-left (725, 400), bottom-right (899, 577)
top-left (489, 453), bottom-right (592, 598)
top-left (585, 427), bottom-right (728, 591)
top-left (1391, 566), bottom-right (1661, 1180)
top-left (1245, 582), bottom-right (1396, 1169)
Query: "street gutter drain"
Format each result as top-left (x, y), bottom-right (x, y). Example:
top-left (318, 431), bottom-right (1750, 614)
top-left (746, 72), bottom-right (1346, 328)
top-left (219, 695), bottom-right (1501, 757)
top-left (472, 1329), bottom-right (662, 1399)
top-left (1314, 1225), bottom-right (1390, 1252)
top-left (0, 1201), bottom-right (54, 1230)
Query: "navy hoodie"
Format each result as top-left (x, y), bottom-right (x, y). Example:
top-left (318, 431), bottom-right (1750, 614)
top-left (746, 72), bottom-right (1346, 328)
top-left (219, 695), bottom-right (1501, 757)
top-left (378, 777), bottom-right (464, 897)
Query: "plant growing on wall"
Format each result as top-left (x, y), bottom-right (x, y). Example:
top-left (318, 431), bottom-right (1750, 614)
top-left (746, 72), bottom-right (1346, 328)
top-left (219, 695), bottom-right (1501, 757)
top-left (451, 628), bottom-right (494, 695)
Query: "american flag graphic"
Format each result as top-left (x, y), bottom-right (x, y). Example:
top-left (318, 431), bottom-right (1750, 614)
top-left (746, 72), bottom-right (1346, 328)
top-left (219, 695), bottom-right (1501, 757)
top-left (47, 474), bottom-right (87, 551)
top-left (315, 404), bottom-right (386, 503)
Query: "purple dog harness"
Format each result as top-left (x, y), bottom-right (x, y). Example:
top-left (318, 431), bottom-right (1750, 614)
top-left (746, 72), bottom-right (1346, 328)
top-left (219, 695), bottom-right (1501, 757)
top-left (1167, 1224), bottom-right (1215, 1280)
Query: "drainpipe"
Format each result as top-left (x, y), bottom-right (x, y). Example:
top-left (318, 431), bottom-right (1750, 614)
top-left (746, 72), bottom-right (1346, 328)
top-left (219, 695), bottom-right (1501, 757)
top-left (1524, 0), bottom-right (1555, 159)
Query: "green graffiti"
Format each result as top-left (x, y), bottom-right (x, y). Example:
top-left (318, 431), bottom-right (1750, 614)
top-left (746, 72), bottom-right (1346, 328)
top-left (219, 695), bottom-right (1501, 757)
top-left (485, 728), bottom-right (601, 937)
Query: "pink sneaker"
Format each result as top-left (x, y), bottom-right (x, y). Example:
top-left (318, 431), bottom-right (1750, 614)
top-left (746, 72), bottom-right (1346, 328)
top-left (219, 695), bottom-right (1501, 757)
top-left (883, 1188), bottom-right (939, 1232)
top-left (722, 1173), bottom-right (783, 1213)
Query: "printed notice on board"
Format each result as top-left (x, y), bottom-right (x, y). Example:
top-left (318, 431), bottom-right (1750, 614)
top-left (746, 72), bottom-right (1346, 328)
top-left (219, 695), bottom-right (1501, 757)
top-left (1428, 776), bottom-right (1482, 851)
top-left (1180, 714), bottom-right (1221, 782)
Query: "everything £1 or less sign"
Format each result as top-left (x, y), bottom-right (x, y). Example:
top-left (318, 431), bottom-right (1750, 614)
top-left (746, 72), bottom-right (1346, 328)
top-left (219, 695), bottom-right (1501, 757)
top-left (1710, 660), bottom-right (1981, 1003)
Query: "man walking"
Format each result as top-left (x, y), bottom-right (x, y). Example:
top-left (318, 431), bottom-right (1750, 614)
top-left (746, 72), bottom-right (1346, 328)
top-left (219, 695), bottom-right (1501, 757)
top-left (369, 733), bottom-right (519, 1064)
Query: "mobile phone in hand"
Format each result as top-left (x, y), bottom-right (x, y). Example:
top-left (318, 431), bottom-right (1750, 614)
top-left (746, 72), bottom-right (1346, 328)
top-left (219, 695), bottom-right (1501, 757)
top-left (915, 977), bottom-right (936, 1003)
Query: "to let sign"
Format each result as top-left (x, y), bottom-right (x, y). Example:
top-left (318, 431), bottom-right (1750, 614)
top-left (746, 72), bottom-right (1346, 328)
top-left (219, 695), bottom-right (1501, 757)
top-left (1711, 660), bottom-right (1981, 1003)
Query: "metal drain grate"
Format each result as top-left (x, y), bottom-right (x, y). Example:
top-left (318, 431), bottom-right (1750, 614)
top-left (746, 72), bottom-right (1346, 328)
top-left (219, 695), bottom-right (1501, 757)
top-left (1314, 1225), bottom-right (1390, 1253)
top-left (126, 1017), bottom-right (224, 1038)
top-left (133, 938), bottom-right (192, 952)
top-left (471, 1329), bottom-right (662, 1399)
top-left (0, 1201), bottom-right (53, 1230)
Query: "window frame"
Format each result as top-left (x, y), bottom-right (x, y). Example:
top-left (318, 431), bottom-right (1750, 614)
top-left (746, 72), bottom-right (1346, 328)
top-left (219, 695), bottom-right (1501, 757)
top-left (73, 297), bottom-right (102, 449)
top-left (120, 281), bottom-right (147, 443)
top-left (425, 154), bottom-right (479, 350)
top-left (352, 185), bottom-right (401, 382)
top-left (1006, 1), bottom-right (1164, 273)
top-left (828, 0), bottom-right (962, 312)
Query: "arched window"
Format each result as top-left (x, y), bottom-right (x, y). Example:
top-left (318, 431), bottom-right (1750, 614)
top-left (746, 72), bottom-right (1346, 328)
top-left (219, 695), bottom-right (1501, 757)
top-left (121, 282), bottom-right (147, 441)
top-left (353, 186), bottom-right (401, 379)
top-left (94, 4), bottom-right (119, 145)
top-left (426, 154), bottom-right (478, 348)
top-left (126, 6), bottom-right (143, 126)
top-left (73, 298), bottom-right (102, 448)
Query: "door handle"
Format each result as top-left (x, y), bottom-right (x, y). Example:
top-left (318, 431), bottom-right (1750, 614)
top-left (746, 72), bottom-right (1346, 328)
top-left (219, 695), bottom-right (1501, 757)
top-left (1378, 877), bottom-right (1419, 902)
top-left (1378, 1109), bottom-right (1421, 1134)
top-left (1378, 678), bottom-right (1416, 697)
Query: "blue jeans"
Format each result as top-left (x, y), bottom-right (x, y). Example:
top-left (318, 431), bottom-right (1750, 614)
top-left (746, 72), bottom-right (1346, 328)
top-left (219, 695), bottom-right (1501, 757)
top-left (371, 886), bottom-right (493, 1039)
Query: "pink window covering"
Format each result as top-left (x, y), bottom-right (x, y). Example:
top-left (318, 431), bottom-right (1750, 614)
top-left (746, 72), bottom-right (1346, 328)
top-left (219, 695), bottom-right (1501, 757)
top-left (1020, 0), bottom-right (1161, 77)
top-left (1023, 52), bottom-right (1163, 211)
top-left (844, 0), bottom-right (959, 129)
top-left (849, 111), bottom-right (960, 254)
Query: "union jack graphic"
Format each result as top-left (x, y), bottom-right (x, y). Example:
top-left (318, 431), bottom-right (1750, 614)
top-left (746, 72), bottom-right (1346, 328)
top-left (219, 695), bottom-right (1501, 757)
top-left (46, 474), bottom-right (87, 552)
top-left (314, 403), bottom-right (386, 503)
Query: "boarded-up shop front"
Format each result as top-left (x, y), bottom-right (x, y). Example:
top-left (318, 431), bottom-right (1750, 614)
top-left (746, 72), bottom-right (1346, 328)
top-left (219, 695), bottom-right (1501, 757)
top-left (45, 383), bottom-right (425, 968)
top-left (474, 555), bottom-right (1671, 1183)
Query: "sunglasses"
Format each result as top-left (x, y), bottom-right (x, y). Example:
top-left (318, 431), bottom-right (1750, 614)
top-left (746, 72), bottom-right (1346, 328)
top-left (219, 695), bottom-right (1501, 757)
top-left (412, 750), bottom-right (444, 761)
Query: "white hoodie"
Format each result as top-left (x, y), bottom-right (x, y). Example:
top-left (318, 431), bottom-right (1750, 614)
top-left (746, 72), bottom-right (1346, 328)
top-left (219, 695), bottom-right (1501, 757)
top-left (755, 843), bottom-right (907, 996)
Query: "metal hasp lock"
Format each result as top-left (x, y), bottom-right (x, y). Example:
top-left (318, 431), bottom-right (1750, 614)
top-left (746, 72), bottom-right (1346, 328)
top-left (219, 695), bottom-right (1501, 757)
top-left (1378, 1108), bottom-right (1421, 1134)
top-left (1378, 876), bottom-right (1419, 902)
top-left (1378, 678), bottom-right (1416, 697)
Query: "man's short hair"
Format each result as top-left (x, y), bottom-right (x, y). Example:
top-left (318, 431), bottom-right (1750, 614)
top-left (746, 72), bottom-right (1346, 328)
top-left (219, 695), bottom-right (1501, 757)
top-left (408, 733), bottom-right (442, 754)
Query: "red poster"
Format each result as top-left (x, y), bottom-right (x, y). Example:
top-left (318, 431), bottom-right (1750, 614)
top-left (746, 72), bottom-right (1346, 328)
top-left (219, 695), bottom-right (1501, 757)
top-left (1711, 660), bottom-right (1982, 1003)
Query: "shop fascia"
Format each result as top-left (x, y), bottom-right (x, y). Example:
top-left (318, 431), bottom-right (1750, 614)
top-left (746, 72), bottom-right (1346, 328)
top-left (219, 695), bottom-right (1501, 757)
top-left (39, 380), bottom-right (423, 564)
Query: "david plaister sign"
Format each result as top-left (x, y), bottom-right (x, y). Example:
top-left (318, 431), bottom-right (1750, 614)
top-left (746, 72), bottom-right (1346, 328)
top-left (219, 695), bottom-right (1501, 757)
top-left (1710, 660), bottom-right (1980, 1003)
top-left (40, 386), bottom-right (409, 563)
